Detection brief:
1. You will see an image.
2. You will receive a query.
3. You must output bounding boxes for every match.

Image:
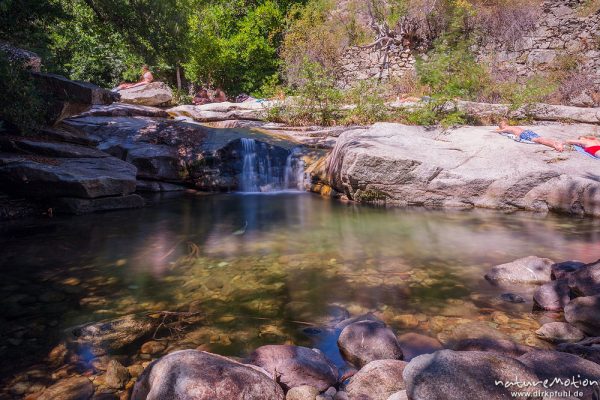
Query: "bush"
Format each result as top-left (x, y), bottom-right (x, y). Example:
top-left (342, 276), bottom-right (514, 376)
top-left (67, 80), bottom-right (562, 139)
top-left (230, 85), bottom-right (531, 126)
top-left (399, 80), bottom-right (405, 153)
top-left (343, 80), bottom-right (390, 125)
top-left (0, 54), bottom-right (45, 133)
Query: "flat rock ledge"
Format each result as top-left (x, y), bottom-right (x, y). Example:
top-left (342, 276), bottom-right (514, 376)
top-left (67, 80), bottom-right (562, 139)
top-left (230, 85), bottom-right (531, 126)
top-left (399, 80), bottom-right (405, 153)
top-left (321, 123), bottom-right (600, 217)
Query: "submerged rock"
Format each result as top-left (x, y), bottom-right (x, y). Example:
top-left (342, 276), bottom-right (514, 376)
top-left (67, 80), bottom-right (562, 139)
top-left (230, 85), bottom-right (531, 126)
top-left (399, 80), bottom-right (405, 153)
top-left (485, 256), bottom-right (554, 285)
top-left (535, 322), bottom-right (585, 343)
top-left (499, 293), bottom-right (525, 303)
top-left (345, 359), bottom-right (407, 400)
top-left (533, 280), bottom-right (571, 311)
top-left (396, 333), bottom-right (443, 362)
top-left (337, 319), bottom-right (402, 368)
top-left (247, 345), bottom-right (338, 392)
top-left (565, 295), bottom-right (600, 336)
top-left (131, 350), bottom-right (284, 400)
top-left (403, 350), bottom-right (540, 400)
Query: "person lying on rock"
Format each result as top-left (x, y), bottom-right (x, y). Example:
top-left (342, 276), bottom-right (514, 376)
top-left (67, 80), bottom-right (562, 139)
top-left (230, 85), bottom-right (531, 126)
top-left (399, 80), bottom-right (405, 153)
top-left (566, 135), bottom-right (600, 157)
top-left (495, 121), bottom-right (564, 151)
top-left (116, 65), bottom-right (154, 90)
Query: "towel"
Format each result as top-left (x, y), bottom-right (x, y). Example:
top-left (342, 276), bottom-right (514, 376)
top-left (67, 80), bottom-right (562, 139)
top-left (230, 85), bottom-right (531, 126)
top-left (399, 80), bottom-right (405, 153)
top-left (573, 145), bottom-right (600, 159)
top-left (500, 132), bottom-right (536, 144)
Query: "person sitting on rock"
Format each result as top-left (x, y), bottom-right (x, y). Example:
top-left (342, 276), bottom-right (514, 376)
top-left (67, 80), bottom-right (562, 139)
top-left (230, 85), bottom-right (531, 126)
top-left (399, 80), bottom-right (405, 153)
top-left (213, 87), bottom-right (227, 103)
top-left (193, 88), bottom-right (211, 105)
top-left (495, 121), bottom-right (564, 152)
top-left (566, 135), bottom-right (600, 157)
top-left (116, 65), bottom-right (154, 90)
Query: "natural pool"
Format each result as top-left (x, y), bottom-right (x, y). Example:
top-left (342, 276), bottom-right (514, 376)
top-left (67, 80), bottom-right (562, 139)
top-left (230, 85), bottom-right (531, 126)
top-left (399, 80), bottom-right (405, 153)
top-left (1, 192), bottom-right (600, 395)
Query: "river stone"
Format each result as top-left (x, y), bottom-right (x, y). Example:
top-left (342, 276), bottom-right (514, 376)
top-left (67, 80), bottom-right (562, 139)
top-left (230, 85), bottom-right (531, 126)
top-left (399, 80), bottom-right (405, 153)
top-left (499, 293), bottom-right (525, 303)
top-left (536, 322), bottom-right (585, 343)
top-left (403, 350), bottom-right (540, 400)
top-left (449, 338), bottom-right (533, 357)
top-left (285, 385), bottom-right (320, 400)
top-left (397, 333), bottom-right (442, 362)
top-left (105, 359), bottom-right (130, 389)
top-left (334, 313), bottom-right (384, 331)
top-left (247, 345), bottom-right (338, 392)
top-left (132, 350), bottom-right (284, 400)
top-left (324, 123), bottom-right (600, 217)
top-left (565, 295), bottom-right (600, 336)
top-left (118, 82), bottom-right (173, 107)
top-left (533, 280), bottom-right (571, 311)
top-left (568, 260), bottom-right (600, 296)
top-left (485, 256), bottom-right (554, 285)
top-left (557, 341), bottom-right (600, 365)
top-left (345, 360), bottom-right (407, 400)
top-left (518, 350), bottom-right (600, 399)
top-left (337, 320), bottom-right (402, 368)
top-left (551, 260), bottom-right (587, 280)
top-left (37, 376), bottom-right (94, 400)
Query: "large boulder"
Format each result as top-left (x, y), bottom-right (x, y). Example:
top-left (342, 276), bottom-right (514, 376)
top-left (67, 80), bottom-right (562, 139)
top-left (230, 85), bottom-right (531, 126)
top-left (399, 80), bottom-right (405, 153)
top-left (533, 280), bottom-right (571, 311)
top-left (449, 338), bottom-right (533, 358)
top-left (0, 42), bottom-right (41, 72)
top-left (565, 295), bottom-right (600, 336)
top-left (0, 154), bottom-right (137, 199)
top-left (557, 339), bottom-right (600, 365)
top-left (337, 320), bottom-right (403, 368)
top-left (568, 260), bottom-right (600, 297)
top-left (485, 256), bottom-right (554, 285)
top-left (247, 345), bottom-right (338, 392)
top-left (551, 260), bottom-right (587, 280)
top-left (344, 360), bottom-right (408, 400)
top-left (535, 322), bottom-right (585, 343)
top-left (518, 350), bottom-right (600, 399)
top-left (403, 350), bottom-right (541, 400)
top-left (131, 350), bottom-right (284, 400)
top-left (324, 123), bottom-right (600, 217)
top-left (118, 82), bottom-right (173, 107)
top-left (168, 101), bottom-right (273, 122)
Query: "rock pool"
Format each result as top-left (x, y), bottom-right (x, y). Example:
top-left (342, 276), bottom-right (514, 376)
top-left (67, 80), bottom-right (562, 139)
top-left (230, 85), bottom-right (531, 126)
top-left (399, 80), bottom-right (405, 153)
top-left (1, 192), bottom-right (599, 397)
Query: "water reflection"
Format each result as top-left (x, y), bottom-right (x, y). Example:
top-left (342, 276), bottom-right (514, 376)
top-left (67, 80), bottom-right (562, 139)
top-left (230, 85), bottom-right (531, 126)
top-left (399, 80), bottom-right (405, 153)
top-left (1, 193), bottom-right (599, 390)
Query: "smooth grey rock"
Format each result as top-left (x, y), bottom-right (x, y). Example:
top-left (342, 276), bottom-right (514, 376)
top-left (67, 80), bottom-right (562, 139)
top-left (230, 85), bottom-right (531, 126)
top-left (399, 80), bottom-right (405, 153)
top-left (403, 350), bottom-right (540, 400)
top-left (80, 103), bottom-right (169, 118)
top-left (338, 320), bottom-right (402, 368)
top-left (518, 350), bottom-right (600, 399)
top-left (485, 256), bottom-right (554, 285)
top-left (248, 345), bottom-right (338, 392)
top-left (533, 280), bottom-right (571, 311)
top-left (325, 123), bottom-right (600, 217)
top-left (396, 333), bottom-right (442, 362)
top-left (557, 340), bottom-right (600, 365)
top-left (565, 295), bottom-right (600, 336)
top-left (0, 137), bottom-right (109, 159)
top-left (131, 350), bottom-right (284, 400)
top-left (0, 154), bottom-right (137, 199)
top-left (105, 359), bottom-right (130, 389)
top-left (334, 313), bottom-right (384, 331)
top-left (118, 82), bottom-right (173, 107)
top-left (449, 338), bottom-right (533, 358)
top-left (535, 322), bottom-right (585, 343)
top-left (387, 391), bottom-right (408, 400)
top-left (285, 385), bottom-right (320, 400)
top-left (37, 376), bottom-right (94, 400)
top-left (568, 260), bottom-right (600, 296)
top-left (168, 102), bottom-right (272, 122)
top-left (345, 359), bottom-right (408, 400)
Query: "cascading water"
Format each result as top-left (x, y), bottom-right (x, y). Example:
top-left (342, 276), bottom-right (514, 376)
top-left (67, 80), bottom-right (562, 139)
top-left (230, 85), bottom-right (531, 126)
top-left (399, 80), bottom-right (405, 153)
top-left (239, 138), bottom-right (305, 192)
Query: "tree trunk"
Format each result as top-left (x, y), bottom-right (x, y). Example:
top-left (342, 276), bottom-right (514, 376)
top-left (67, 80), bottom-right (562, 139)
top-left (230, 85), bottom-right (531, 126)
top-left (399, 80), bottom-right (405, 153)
top-left (176, 64), bottom-right (182, 92)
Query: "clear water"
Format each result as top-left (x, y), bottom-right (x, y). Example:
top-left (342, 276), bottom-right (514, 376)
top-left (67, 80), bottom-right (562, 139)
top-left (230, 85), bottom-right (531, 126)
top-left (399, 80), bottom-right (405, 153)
top-left (1, 193), bottom-right (599, 390)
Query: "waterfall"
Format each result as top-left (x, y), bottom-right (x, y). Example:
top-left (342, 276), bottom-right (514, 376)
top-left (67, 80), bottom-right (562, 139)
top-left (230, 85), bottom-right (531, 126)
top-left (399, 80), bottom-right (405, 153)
top-left (239, 138), bottom-right (305, 192)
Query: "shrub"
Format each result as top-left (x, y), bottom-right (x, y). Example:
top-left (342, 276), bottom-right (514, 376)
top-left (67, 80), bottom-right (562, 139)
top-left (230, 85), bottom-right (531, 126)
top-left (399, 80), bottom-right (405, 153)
top-left (343, 80), bottom-right (390, 125)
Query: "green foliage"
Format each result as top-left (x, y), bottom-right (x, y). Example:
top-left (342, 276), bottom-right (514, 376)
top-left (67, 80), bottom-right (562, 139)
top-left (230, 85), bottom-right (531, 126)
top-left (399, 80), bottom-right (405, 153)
top-left (343, 80), bottom-right (389, 125)
top-left (0, 54), bottom-right (44, 132)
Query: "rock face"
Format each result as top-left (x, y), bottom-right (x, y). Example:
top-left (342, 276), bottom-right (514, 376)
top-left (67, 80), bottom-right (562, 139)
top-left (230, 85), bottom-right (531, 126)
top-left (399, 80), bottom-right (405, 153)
top-left (535, 322), bottom-right (585, 343)
top-left (168, 102), bottom-right (269, 122)
top-left (565, 295), bottom-right (600, 336)
top-left (344, 360), bottom-right (407, 400)
top-left (518, 350), bottom-right (600, 399)
top-left (118, 82), bottom-right (173, 107)
top-left (337, 320), bottom-right (403, 368)
top-left (403, 350), bottom-right (541, 400)
top-left (485, 256), bottom-right (554, 285)
top-left (323, 123), bottom-right (600, 217)
top-left (247, 345), bottom-right (338, 392)
top-left (533, 280), bottom-right (571, 311)
top-left (131, 350), bottom-right (284, 400)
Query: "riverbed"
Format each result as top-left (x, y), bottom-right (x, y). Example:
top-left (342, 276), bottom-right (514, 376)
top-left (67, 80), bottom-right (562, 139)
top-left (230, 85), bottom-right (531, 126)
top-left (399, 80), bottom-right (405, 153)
top-left (1, 192), bottom-right (599, 394)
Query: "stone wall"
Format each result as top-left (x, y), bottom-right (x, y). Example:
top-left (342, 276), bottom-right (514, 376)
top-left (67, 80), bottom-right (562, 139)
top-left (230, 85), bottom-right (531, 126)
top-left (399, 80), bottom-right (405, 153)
top-left (337, 44), bottom-right (415, 89)
top-left (336, 0), bottom-right (600, 106)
